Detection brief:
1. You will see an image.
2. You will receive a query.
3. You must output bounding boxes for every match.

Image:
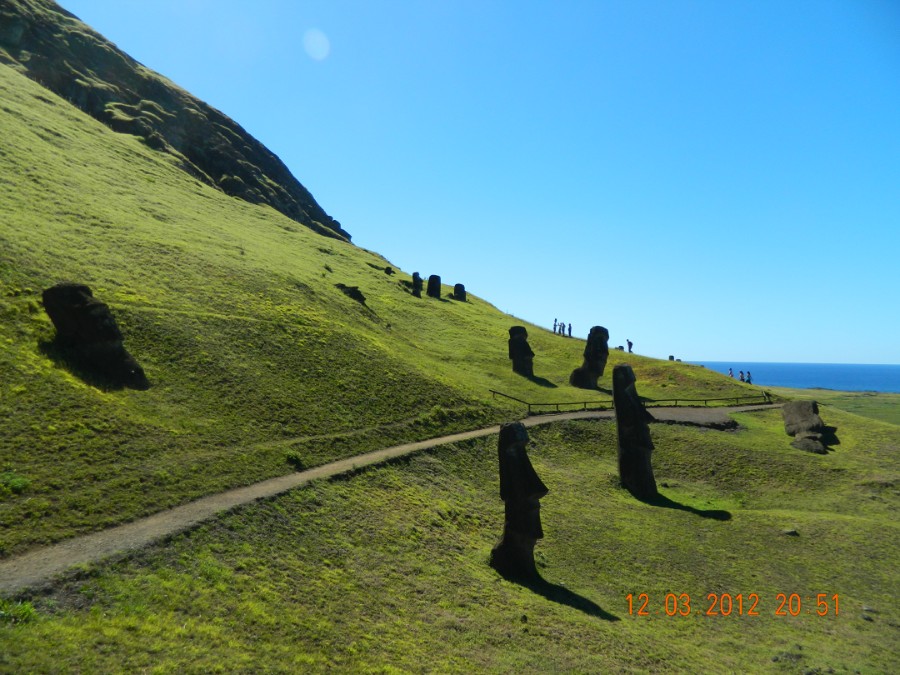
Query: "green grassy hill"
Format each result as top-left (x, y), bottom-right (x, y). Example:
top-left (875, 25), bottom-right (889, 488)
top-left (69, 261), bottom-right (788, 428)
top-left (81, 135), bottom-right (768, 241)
top-left (1, 20), bottom-right (898, 673)
top-left (0, 60), bottom-right (758, 557)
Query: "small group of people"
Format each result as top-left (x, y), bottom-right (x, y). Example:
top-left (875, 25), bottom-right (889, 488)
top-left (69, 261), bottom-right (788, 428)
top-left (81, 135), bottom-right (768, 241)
top-left (727, 368), bottom-right (752, 385)
top-left (552, 319), bottom-right (572, 337)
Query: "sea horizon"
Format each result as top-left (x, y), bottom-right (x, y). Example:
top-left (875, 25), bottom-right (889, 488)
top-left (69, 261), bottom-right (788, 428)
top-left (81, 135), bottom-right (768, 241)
top-left (692, 361), bottom-right (900, 394)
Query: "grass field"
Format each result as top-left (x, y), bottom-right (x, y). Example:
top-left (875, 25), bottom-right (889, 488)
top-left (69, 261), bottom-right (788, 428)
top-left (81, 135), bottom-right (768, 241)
top-left (1, 410), bottom-right (897, 672)
top-left (1, 32), bottom-right (898, 674)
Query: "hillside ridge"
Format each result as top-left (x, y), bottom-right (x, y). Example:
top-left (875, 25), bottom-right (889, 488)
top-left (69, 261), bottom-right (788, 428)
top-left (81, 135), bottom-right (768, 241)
top-left (0, 0), bottom-right (350, 241)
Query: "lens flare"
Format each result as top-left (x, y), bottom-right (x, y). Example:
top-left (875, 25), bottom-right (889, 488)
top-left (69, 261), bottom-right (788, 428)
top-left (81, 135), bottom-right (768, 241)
top-left (303, 28), bottom-right (330, 61)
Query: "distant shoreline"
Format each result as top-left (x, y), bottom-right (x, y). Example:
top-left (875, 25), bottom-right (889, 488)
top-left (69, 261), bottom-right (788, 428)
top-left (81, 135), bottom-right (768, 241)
top-left (692, 361), bottom-right (900, 395)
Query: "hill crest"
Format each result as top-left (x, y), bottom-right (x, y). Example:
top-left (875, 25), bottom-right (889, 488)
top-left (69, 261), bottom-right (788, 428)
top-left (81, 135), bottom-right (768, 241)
top-left (0, 0), bottom-right (350, 241)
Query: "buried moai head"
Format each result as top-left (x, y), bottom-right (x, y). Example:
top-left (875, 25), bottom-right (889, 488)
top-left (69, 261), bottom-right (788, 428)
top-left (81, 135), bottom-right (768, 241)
top-left (508, 326), bottom-right (534, 377)
top-left (782, 400), bottom-right (835, 454)
top-left (42, 283), bottom-right (149, 390)
top-left (490, 422), bottom-right (549, 579)
top-left (612, 364), bottom-right (657, 499)
top-left (411, 272), bottom-right (423, 297)
top-left (426, 274), bottom-right (441, 298)
top-left (569, 325), bottom-right (609, 389)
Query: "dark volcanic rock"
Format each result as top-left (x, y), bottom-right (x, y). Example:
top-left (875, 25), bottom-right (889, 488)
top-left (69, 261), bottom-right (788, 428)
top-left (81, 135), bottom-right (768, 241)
top-left (613, 364), bottom-right (657, 499)
top-left (569, 325), bottom-right (609, 389)
top-left (508, 326), bottom-right (534, 377)
top-left (42, 282), bottom-right (148, 389)
top-left (0, 0), bottom-right (349, 241)
top-left (489, 423), bottom-right (549, 579)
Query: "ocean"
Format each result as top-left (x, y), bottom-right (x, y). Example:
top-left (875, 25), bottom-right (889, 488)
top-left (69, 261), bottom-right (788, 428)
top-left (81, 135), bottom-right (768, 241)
top-left (693, 362), bottom-right (900, 394)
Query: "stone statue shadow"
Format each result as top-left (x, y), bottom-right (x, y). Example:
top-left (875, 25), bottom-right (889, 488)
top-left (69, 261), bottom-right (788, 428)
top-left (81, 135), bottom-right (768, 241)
top-left (635, 490), bottom-right (731, 521)
top-left (38, 338), bottom-right (150, 391)
top-left (523, 373), bottom-right (557, 388)
top-left (497, 568), bottom-right (620, 621)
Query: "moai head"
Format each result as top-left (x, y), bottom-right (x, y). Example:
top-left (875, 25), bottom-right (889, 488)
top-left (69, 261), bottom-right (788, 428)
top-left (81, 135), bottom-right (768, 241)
top-left (411, 272), bottom-right (423, 297)
top-left (453, 283), bottom-right (466, 302)
top-left (426, 274), bottom-right (441, 298)
top-left (584, 325), bottom-right (610, 376)
top-left (508, 326), bottom-right (534, 376)
top-left (612, 364), bottom-right (657, 499)
top-left (42, 283), bottom-right (149, 390)
top-left (490, 422), bottom-right (549, 578)
top-left (42, 283), bottom-right (122, 347)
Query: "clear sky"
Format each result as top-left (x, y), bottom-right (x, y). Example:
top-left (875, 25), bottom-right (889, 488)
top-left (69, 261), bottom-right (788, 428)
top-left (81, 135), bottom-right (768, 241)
top-left (58, 0), bottom-right (900, 364)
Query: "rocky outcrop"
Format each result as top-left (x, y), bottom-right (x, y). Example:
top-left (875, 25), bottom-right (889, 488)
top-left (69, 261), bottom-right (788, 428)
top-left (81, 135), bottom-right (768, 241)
top-left (42, 282), bottom-right (148, 389)
top-left (0, 0), bottom-right (349, 241)
top-left (508, 326), bottom-right (534, 377)
top-left (613, 364), bottom-right (657, 499)
top-left (489, 423), bottom-right (549, 579)
top-left (569, 325), bottom-right (609, 389)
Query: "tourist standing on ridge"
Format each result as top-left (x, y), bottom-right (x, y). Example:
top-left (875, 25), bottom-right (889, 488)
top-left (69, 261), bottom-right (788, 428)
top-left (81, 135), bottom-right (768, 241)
top-left (553, 319), bottom-right (558, 333)
top-left (728, 368), bottom-right (733, 378)
top-left (746, 371), bottom-right (752, 385)
top-left (627, 339), bottom-right (633, 353)
top-left (739, 371), bottom-right (745, 382)
top-left (568, 323), bottom-right (572, 338)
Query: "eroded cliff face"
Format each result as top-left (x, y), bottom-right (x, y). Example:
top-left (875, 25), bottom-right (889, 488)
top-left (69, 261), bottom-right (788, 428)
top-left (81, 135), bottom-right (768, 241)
top-left (0, 0), bottom-right (350, 241)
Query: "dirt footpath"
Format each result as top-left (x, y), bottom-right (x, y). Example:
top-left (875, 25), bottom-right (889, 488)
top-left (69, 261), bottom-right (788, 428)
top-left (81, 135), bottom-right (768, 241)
top-left (0, 404), bottom-right (779, 596)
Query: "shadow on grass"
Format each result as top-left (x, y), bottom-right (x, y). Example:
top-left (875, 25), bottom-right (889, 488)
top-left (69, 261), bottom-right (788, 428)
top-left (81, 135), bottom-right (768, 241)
top-left (523, 374), bottom-right (557, 388)
top-left (637, 491), bottom-right (732, 521)
top-left (38, 339), bottom-right (150, 391)
top-left (500, 571), bottom-right (620, 621)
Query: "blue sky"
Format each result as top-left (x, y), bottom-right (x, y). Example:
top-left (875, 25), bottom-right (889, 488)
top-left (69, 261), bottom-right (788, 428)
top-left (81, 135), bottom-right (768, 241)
top-left (59, 0), bottom-right (900, 364)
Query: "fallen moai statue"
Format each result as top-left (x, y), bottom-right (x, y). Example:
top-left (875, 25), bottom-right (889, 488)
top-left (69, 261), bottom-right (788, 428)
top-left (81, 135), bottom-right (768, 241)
top-left (782, 400), bottom-right (836, 454)
top-left (489, 422), bottom-right (549, 579)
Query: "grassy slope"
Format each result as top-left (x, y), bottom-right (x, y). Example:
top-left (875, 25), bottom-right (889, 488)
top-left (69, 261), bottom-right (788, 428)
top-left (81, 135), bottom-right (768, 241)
top-left (1, 57), bottom-right (898, 672)
top-left (1, 411), bottom-right (897, 672)
top-left (0, 62), bottom-right (760, 556)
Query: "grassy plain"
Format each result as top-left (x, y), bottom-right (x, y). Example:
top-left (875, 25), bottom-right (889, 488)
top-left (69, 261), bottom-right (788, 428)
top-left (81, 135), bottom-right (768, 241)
top-left (1, 52), bottom-right (898, 673)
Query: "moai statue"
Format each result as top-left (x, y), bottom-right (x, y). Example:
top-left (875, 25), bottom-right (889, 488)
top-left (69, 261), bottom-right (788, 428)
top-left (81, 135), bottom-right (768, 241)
top-left (668, 355), bottom-right (675, 361)
top-left (453, 283), bottom-right (466, 302)
top-left (411, 272), bottom-right (423, 298)
top-left (508, 326), bottom-right (534, 377)
top-left (42, 282), bottom-right (149, 389)
top-left (613, 364), bottom-right (657, 499)
top-left (569, 325), bottom-right (609, 389)
top-left (782, 400), bottom-right (830, 454)
top-left (426, 274), bottom-right (441, 298)
top-left (489, 422), bottom-right (549, 579)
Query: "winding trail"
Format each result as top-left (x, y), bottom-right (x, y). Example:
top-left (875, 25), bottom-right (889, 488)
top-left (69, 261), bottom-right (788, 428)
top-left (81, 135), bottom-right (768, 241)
top-left (0, 404), bottom-right (779, 596)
